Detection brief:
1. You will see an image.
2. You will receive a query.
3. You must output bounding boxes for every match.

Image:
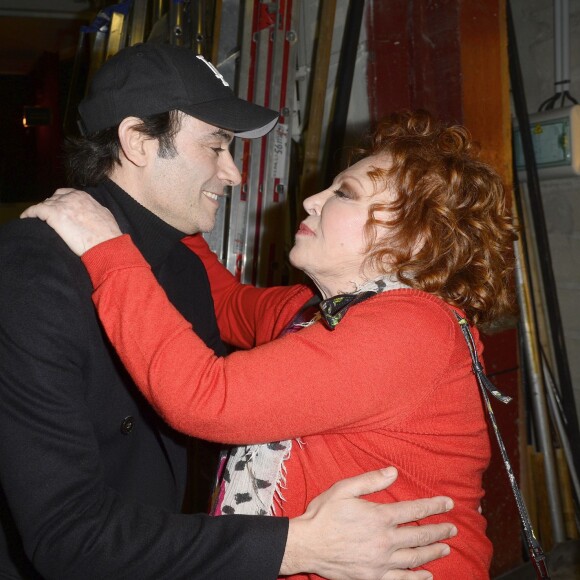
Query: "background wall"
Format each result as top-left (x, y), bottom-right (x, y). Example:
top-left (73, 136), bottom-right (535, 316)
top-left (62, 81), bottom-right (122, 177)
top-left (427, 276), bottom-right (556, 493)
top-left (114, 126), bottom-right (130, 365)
top-left (511, 0), bottom-right (580, 422)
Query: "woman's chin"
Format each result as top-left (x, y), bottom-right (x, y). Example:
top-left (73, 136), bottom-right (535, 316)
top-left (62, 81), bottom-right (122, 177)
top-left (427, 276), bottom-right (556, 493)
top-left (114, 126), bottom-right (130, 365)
top-left (288, 247), bottom-right (300, 269)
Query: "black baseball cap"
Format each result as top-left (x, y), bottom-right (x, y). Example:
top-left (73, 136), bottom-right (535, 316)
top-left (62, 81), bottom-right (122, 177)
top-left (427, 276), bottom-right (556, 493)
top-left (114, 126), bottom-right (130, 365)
top-left (78, 42), bottom-right (279, 138)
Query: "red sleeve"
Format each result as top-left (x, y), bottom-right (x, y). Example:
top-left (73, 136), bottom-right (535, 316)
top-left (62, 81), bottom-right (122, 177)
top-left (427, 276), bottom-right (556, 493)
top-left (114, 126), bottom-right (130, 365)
top-left (181, 235), bottom-right (313, 347)
top-left (82, 235), bottom-right (457, 444)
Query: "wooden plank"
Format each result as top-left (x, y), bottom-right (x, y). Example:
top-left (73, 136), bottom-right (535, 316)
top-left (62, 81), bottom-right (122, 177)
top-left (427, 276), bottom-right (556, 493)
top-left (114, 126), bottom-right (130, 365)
top-left (459, 3), bottom-right (523, 574)
top-left (366, 1), bottom-right (522, 574)
top-left (534, 450), bottom-right (554, 551)
top-left (298, 0), bottom-right (336, 201)
top-left (366, 0), bottom-right (412, 120)
top-left (556, 447), bottom-right (580, 539)
top-left (460, 0), bottom-right (512, 176)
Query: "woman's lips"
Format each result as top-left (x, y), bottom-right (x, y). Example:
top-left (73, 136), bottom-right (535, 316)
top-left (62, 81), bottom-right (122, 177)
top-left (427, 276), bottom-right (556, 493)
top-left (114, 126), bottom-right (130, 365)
top-left (296, 222), bottom-right (314, 236)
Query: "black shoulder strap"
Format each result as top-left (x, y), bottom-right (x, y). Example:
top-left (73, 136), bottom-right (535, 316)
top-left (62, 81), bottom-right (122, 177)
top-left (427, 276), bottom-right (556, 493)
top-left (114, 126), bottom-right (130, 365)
top-left (454, 312), bottom-right (550, 579)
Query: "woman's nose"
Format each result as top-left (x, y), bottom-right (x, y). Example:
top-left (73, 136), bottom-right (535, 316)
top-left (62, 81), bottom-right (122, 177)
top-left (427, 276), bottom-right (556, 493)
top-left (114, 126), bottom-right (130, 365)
top-left (303, 190), bottom-right (328, 215)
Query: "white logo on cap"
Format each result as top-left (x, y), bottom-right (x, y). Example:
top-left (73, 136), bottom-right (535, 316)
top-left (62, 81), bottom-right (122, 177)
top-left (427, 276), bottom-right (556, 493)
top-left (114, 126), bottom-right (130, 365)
top-left (196, 55), bottom-right (229, 87)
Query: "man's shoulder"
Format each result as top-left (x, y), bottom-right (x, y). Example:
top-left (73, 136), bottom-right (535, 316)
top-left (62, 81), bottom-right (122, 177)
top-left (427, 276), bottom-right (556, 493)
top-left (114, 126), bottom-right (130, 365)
top-left (0, 218), bottom-right (93, 319)
top-left (0, 217), bottom-right (82, 270)
top-left (1, 214), bottom-right (55, 239)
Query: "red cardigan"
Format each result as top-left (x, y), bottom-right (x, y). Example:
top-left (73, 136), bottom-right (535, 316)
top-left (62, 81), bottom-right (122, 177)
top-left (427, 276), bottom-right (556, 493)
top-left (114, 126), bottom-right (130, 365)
top-left (82, 233), bottom-right (493, 579)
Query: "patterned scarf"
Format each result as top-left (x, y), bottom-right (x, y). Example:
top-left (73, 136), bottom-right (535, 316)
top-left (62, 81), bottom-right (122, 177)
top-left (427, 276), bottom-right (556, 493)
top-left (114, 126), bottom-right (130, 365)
top-left (211, 274), bottom-right (410, 516)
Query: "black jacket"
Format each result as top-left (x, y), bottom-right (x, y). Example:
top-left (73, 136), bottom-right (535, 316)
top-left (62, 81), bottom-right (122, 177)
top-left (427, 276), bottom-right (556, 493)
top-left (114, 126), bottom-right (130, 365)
top-left (0, 180), bottom-right (287, 579)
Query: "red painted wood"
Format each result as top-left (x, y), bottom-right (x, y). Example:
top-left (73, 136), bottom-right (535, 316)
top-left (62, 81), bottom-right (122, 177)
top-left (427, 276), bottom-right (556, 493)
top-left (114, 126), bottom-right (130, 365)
top-left (366, 0), bottom-right (463, 123)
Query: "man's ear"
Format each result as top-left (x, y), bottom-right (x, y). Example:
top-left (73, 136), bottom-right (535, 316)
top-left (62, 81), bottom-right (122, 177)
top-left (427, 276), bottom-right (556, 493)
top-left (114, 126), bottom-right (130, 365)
top-left (117, 117), bottom-right (156, 167)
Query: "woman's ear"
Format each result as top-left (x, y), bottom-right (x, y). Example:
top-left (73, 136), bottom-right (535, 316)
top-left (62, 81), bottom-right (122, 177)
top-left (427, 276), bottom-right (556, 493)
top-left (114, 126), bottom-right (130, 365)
top-left (117, 117), bottom-right (155, 167)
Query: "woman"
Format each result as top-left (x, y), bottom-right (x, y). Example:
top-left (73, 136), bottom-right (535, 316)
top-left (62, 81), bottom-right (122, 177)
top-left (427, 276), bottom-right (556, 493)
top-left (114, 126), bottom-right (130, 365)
top-left (25, 110), bottom-right (516, 579)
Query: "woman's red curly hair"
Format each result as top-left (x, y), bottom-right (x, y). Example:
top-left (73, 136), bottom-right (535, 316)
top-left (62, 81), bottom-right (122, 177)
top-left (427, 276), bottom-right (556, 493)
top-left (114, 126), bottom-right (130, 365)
top-left (353, 110), bottom-right (517, 326)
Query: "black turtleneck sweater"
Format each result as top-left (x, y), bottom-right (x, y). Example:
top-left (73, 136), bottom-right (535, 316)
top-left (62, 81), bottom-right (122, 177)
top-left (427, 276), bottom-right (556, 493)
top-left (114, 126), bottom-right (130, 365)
top-left (0, 179), bottom-right (287, 579)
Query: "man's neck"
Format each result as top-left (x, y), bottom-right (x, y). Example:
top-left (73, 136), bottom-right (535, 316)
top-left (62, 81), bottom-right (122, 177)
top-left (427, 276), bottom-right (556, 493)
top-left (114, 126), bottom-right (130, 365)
top-left (88, 179), bottom-right (185, 270)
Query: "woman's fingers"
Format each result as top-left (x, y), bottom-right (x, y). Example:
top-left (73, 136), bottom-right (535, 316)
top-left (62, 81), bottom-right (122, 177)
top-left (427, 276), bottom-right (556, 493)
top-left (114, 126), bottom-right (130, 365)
top-left (21, 189), bottom-right (123, 256)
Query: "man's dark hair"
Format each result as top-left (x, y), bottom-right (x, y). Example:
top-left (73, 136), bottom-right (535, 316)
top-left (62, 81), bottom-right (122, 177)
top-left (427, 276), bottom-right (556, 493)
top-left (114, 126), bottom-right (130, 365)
top-left (65, 111), bottom-right (183, 187)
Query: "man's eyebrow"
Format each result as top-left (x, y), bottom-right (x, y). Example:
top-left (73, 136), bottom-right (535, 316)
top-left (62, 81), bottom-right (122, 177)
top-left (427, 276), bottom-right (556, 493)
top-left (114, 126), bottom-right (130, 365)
top-left (211, 129), bottom-right (234, 142)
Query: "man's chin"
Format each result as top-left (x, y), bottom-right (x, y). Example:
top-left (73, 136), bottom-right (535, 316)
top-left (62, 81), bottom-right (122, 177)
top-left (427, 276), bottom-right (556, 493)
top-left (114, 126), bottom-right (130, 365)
top-left (197, 219), bottom-right (217, 236)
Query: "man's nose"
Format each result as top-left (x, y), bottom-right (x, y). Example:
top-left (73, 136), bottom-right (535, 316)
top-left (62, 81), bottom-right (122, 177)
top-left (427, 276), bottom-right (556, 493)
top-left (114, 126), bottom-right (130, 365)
top-left (219, 149), bottom-right (242, 186)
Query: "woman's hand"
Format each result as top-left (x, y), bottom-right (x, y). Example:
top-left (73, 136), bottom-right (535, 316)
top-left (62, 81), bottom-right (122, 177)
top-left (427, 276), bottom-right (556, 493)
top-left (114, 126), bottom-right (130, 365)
top-left (21, 189), bottom-right (123, 256)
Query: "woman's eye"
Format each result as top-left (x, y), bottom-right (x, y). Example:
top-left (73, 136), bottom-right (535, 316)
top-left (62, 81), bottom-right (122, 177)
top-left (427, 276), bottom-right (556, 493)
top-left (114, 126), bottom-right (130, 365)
top-left (333, 189), bottom-right (350, 199)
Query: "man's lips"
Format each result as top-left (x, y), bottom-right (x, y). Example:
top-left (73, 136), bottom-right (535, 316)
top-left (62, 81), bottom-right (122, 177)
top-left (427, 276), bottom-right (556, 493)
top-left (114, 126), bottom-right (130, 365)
top-left (202, 190), bottom-right (220, 201)
top-left (296, 222), bottom-right (314, 236)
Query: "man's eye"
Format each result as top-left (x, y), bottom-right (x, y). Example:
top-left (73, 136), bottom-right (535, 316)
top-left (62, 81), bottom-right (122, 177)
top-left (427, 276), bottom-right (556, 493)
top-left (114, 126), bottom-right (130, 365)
top-left (211, 147), bottom-right (224, 154)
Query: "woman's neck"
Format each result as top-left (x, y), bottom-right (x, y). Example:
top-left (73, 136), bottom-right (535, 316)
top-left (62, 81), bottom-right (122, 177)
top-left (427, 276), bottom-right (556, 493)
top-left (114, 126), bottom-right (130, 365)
top-left (309, 269), bottom-right (385, 299)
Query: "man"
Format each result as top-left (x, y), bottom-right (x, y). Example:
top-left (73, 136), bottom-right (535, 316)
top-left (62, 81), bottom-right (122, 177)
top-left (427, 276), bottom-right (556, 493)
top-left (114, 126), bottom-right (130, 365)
top-left (0, 43), bottom-right (455, 579)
